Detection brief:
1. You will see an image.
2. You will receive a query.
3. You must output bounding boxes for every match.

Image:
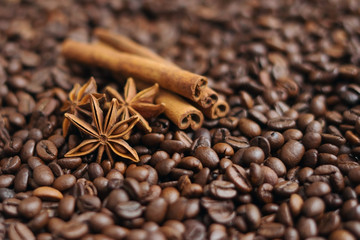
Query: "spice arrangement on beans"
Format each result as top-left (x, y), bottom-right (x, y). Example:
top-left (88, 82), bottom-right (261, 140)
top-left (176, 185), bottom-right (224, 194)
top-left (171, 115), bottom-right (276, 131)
top-left (1, 0), bottom-right (360, 239)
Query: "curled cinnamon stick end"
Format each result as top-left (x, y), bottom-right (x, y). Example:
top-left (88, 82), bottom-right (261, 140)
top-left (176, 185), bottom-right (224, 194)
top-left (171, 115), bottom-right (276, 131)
top-left (198, 87), bottom-right (219, 108)
top-left (136, 81), bottom-right (203, 130)
top-left (61, 40), bottom-right (207, 102)
top-left (199, 99), bottom-right (229, 119)
top-left (156, 90), bottom-right (204, 130)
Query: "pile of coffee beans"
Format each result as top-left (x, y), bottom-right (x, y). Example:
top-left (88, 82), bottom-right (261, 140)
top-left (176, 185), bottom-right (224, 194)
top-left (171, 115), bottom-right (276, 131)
top-left (1, 0), bottom-right (360, 239)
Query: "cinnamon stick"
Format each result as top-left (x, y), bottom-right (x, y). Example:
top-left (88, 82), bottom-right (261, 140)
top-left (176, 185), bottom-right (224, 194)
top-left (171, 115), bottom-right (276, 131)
top-left (94, 28), bottom-right (218, 108)
top-left (136, 81), bottom-right (204, 130)
top-left (94, 28), bottom-right (176, 67)
top-left (61, 39), bottom-right (207, 102)
top-left (199, 98), bottom-right (230, 119)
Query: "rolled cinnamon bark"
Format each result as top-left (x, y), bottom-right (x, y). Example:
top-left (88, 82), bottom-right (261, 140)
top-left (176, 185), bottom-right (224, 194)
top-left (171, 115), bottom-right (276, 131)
top-left (94, 28), bottom-right (176, 67)
top-left (136, 81), bottom-right (204, 130)
top-left (94, 29), bottom-right (218, 108)
top-left (61, 40), bottom-right (207, 102)
top-left (199, 98), bottom-right (230, 119)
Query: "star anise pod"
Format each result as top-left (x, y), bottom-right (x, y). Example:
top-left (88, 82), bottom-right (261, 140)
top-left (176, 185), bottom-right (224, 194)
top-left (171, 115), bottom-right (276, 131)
top-left (64, 94), bottom-right (140, 165)
top-left (105, 78), bottom-right (165, 134)
top-left (61, 77), bottom-right (104, 136)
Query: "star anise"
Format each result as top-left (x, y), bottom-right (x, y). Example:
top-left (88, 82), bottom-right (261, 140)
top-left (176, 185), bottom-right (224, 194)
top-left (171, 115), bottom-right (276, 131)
top-left (64, 94), bottom-right (140, 165)
top-left (105, 78), bottom-right (165, 134)
top-left (61, 77), bottom-right (104, 136)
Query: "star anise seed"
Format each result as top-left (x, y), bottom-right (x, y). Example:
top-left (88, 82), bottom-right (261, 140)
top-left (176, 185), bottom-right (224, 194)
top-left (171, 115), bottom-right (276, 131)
top-left (64, 94), bottom-right (139, 165)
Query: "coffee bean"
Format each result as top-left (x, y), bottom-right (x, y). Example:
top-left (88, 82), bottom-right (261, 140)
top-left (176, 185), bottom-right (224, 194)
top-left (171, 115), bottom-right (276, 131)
top-left (0, 188), bottom-right (15, 201)
top-left (276, 202), bottom-right (293, 227)
top-left (58, 195), bottom-right (75, 220)
top-left (1, 155), bottom-right (21, 174)
top-left (0, 174), bottom-right (15, 188)
top-left (89, 212), bottom-right (114, 233)
top-left (33, 186), bottom-right (63, 201)
top-left (194, 147), bottom-right (219, 169)
top-left (279, 140), bottom-right (305, 168)
top-left (237, 203), bottom-right (261, 230)
top-left (209, 180), bottom-right (236, 199)
top-left (263, 131), bottom-right (284, 150)
top-left (3, 198), bottom-right (20, 217)
top-left (115, 201), bottom-right (143, 219)
top-left (8, 222), bottom-right (35, 240)
top-left (297, 217), bottom-right (318, 239)
top-left (306, 182), bottom-right (331, 197)
top-left (60, 221), bottom-right (89, 240)
top-left (33, 164), bottom-right (54, 186)
top-left (126, 166), bottom-right (149, 182)
top-left (264, 157), bottom-right (286, 177)
top-left (183, 219), bottom-right (206, 240)
top-left (87, 162), bottom-right (104, 180)
top-left (238, 118), bottom-right (261, 138)
top-left (52, 174), bottom-right (76, 191)
top-left (160, 140), bottom-right (187, 154)
top-left (329, 230), bottom-right (356, 240)
top-left (225, 164), bottom-right (252, 193)
top-left (57, 157), bottom-right (82, 169)
top-left (145, 197), bottom-right (168, 223)
top-left (28, 210), bottom-right (49, 232)
top-left (18, 196), bottom-right (42, 219)
top-left (257, 222), bottom-right (285, 238)
top-left (36, 140), bottom-right (57, 161)
top-left (241, 146), bottom-right (265, 166)
top-left (302, 197), bottom-right (325, 218)
top-left (267, 117), bottom-right (296, 131)
top-left (318, 211), bottom-right (341, 235)
top-left (274, 181), bottom-right (299, 196)
top-left (14, 167), bottom-right (30, 192)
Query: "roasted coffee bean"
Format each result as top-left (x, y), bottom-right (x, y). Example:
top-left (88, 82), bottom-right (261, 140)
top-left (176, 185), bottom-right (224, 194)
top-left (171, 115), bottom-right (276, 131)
top-left (257, 222), bottom-right (285, 238)
top-left (145, 197), bottom-right (168, 223)
top-left (18, 196), bottom-right (42, 219)
top-left (58, 195), bottom-right (76, 220)
top-left (209, 180), bottom-right (236, 199)
top-left (3, 198), bottom-right (21, 217)
top-left (28, 210), bottom-right (49, 232)
top-left (0, 188), bottom-right (15, 201)
top-left (0, 174), bottom-right (15, 188)
top-left (115, 201), bottom-right (143, 219)
top-left (160, 140), bottom-right (187, 154)
top-left (263, 131), bottom-right (284, 150)
top-left (241, 146), bottom-right (265, 166)
top-left (238, 118), bottom-right (261, 138)
top-left (225, 164), bottom-right (252, 193)
top-left (36, 140), bottom-right (58, 161)
top-left (280, 140), bottom-right (305, 168)
top-left (318, 211), bottom-right (341, 235)
top-left (77, 194), bottom-right (101, 212)
top-left (60, 221), bottom-right (89, 240)
top-left (8, 222), bottom-right (35, 240)
top-left (302, 197), bottom-right (325, 218)
top-left (237, 203), bottom-right (261, 230)
top-left (306, 182), bottom-right (331, 197)
top-left (329, 230), bottom-right (356, 240)
top-left (33, 186), bottom-right (63, 201)
top-left (194, 147), bottom-right (219, 169)
top-left (264, 157), bottom-right (286, 177)
top-left (57, 157), bottom-right (82, 170)
top-left (267, 117), bottom-right (296, 131)
top-left (1, 155), bottom-right (21, 174)
top-left (89, 212), bottom-right (115, 233)
top-left (126, 166), bottom-right (149, 182)
top-left (52, 174), bottom-right (76, 191)
top-left (33, 164), bottom-right (54, 186)
top-left (88, 163), bottom-right (104, 180)
top-left (14, 167), bottom-right (30, 192)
